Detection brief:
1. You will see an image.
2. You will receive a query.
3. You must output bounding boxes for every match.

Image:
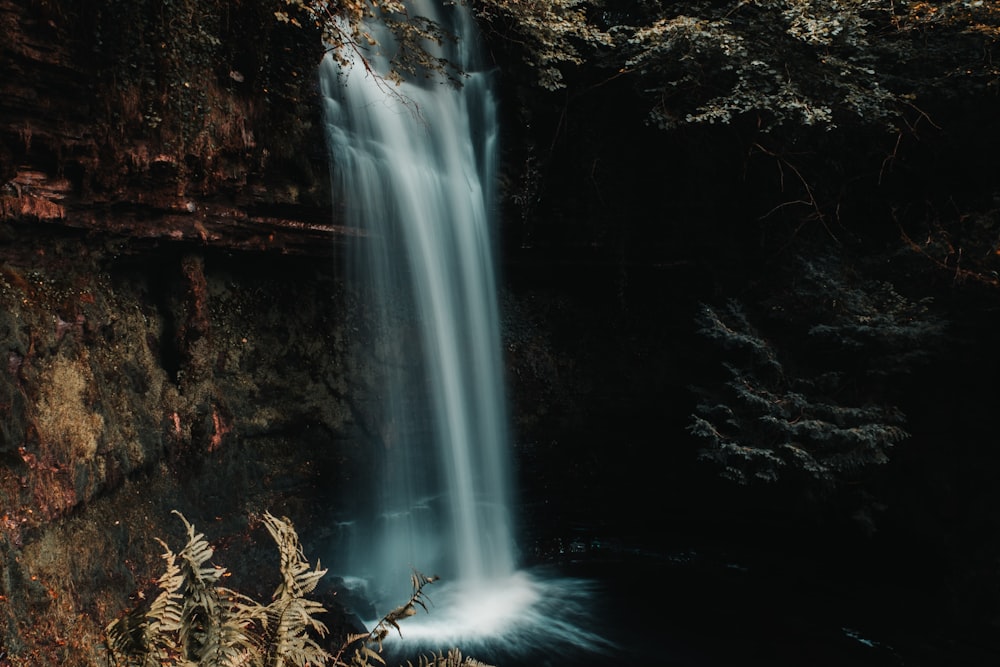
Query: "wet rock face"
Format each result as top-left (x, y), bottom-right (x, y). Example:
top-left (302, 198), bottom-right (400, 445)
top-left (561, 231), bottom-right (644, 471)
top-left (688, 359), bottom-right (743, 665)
top-left (0, 0), bottom-right (360, 624)
top-left (0, 223), bottom-right (367, 663)
top-left (0, 2), bottom-right (388, 660)
top-left (0, 0), bottom-right (345, 255)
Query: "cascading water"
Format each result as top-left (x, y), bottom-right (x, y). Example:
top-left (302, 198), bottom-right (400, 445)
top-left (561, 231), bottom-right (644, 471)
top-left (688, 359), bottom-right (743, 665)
top-left (321, 0), bottom-right (514, 603)
top-left (321, 1), bottom-right (611, 660)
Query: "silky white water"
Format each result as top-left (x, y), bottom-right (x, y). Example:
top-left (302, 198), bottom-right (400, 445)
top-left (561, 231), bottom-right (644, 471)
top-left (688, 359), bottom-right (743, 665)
top-left (320, 2), bottom-right (612, 659)
top-left (320, 0), bottom-right (513, 607)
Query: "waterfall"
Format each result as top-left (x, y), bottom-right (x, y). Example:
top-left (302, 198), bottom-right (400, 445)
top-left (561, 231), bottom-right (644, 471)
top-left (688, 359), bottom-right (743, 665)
top-left (320, 5), bottom-right (612, 660)
top-left (320, 0), bottom-right (516, 608)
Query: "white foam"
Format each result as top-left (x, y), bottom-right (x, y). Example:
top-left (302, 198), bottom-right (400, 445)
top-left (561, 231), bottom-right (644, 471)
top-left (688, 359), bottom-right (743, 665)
top-left (362, 569), bottom-right (616, 661)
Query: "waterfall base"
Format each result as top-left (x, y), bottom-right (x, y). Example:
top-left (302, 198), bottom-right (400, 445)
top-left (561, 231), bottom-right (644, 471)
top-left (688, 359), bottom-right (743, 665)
top-left (347, 568), bottom-right (616, 665)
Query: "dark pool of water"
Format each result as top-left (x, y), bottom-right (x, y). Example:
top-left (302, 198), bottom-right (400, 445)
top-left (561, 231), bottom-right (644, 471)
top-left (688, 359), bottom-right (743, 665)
top-left (434, 532), bottom-right (1000, 667)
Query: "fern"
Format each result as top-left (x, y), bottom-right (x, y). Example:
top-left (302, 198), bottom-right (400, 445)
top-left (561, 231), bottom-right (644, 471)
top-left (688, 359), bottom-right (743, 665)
top-left (175, 511), bottom-right (268, 667)
top-left (260, 511), bottom-right (332, 667)
top-left (174, 510), bottom-right (226, 662)
top-left (331, 571), bottom-right (442, 667)
top-left (106, 512), bottom-right (318, 667)
top-left (106, 537), bottom-right (184, 666)
top-left (198, 588), bottom-right (267, 667)
top-left (108, 513), bottom-right (489, 667)
top-left (405, 649), bottom-right (492, 667)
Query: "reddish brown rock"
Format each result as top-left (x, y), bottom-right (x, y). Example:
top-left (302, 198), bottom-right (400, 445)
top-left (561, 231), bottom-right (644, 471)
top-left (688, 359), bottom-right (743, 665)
top-left (0, 0), bottom-right (348, 257)
top-left (0, 2), bottom-right (364, 663)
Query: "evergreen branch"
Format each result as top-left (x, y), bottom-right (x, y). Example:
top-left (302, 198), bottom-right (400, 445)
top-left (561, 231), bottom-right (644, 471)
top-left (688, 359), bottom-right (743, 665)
top-left (690, 278), bottom-right (926, 488)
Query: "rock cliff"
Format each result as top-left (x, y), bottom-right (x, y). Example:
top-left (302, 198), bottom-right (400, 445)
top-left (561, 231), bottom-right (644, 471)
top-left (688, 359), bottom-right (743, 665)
top-left (0, 2), bottom-right (365, 662)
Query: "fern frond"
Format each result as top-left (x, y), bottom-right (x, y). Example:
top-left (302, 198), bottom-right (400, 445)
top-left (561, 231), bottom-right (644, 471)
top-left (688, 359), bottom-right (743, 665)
top-left (262, 512), bottom-right (328, 601)
top-left (105, 607), bottom-right (147, 666)
top-left (344, 632), bottom-right (370, 646)
top-left (106, 511), bottom-right (343, 667)
top-left (408, 648), bottom-right (496, 667)
top-left (349, 644), bottom-right (386, 667)
top-left (260, 512), bottom-right (331, 667)
top-left (105, 537), bottom-right (185, 666)
top-left (331, 571), bottom-right (439, 667)
top-left (264, 594), bottom-right (332, 667)
top-left (200, 588), bottom-right (267, 667)
top-left (169, 511), bottom-right (235, 663)
top-left (173, 510), bottom-right (226, 590)
top-left (378, 570), bottom-right (436, 638)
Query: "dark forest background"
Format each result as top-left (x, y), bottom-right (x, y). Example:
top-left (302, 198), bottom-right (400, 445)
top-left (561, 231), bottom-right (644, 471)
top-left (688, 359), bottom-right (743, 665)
top-left (2, 0), bottom-right (1000, 664)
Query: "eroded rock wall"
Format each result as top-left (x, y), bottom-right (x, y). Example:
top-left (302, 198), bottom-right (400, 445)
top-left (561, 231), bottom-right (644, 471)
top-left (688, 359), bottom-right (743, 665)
top-left (0, 0), bottom-right (376, 658)
top-left (0, 222), bottom-right (365, 663)
top-left (0, 0), bottom-right (342, 253)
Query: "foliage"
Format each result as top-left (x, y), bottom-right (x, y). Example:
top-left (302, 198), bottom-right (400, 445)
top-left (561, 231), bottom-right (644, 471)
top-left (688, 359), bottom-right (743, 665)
top-left (402, 649), bottom-right (493, 667)
top-left (615, 0), bottom-right (898, 130)
top-left (106, 512), bottom-right (488, 667)
top-left (276, 0), bottom-right (461, 86)
top-left (331, 571), bottom-right (441, 667)
top-left (84, 0), bottom-right (325, 164)
top-left (765, 254), bottom-right (947, 375)
top-left (269, 0), bottom-right (999, 134)
top-left (472, 0), bottom-right (612, 90)
top-left (473, 0), bottom-right (1000, 132)
top-left (689, 254), bottom-right (945, 486)
top-left (259, 512), bottom-right (332, 667)
top-left (106, 511), bottom-right (327, 667)
top-left (689, 300), bottom-right (908, 486)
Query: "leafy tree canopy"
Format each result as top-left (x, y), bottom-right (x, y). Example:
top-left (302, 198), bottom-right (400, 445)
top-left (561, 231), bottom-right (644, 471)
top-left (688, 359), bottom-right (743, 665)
top-left (278, 0), bottom-right (461, 85)
top-left (473, 0), bottom-right (1000, 132)
top-left (278, 0), bottom-right (999, 134)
